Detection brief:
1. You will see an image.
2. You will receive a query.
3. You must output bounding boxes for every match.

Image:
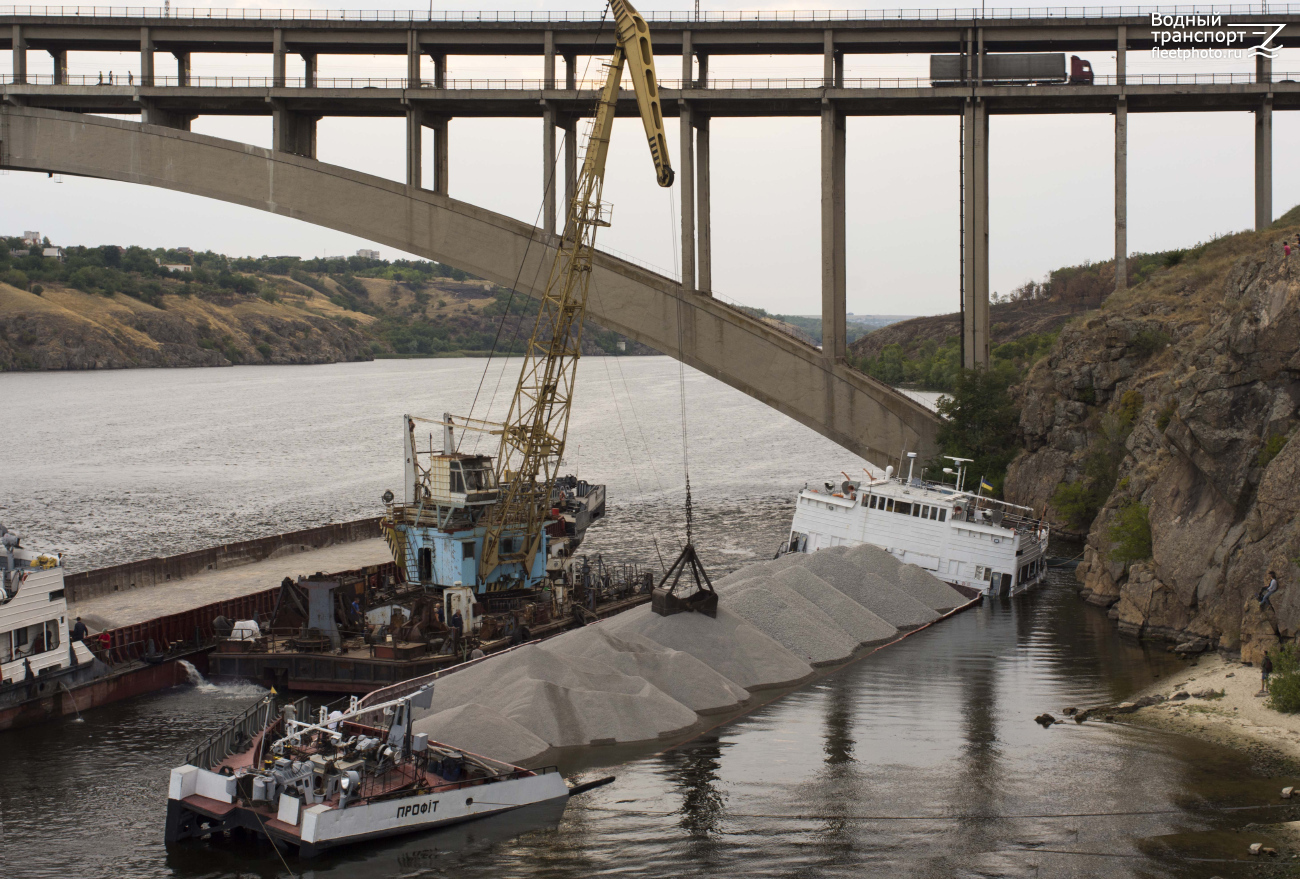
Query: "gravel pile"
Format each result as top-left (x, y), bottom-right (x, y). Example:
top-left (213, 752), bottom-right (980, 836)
top-left (842, 543), bottom-right (968, 612)
top-left (544, 625), bottom-right (750, 714)
top-left (412, 702), bottom-right (551, 766)
top-left (894, 563), bottom-right (967, 612)
top-left (792, 551), bottom-right (939, 630)
top-left (416, 644), bottom-right (697, 748)
top-left (606, 604), bottom-right (813, 691)
top-left (772, 567), bottom-right (898, 646)
top-left (722, 575), bottom-right (859, 666)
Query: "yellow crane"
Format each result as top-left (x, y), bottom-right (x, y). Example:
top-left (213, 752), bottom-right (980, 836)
top-left (479, 0), bottom-right (674, 582)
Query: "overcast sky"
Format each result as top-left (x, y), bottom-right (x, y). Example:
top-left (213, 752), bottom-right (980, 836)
top-left (3, 0), bottom-right (1297, 317)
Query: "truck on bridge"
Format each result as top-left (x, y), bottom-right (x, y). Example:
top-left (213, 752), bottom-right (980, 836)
top-left (930, 53), bottom-right (1094, 87)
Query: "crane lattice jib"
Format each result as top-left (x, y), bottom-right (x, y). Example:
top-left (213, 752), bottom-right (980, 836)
top-left (479, 0), bottom-right (673, 582)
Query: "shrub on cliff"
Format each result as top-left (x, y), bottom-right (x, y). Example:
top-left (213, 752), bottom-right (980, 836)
top-left (935, 367), bottom-right (1019, 495)
top-left (1107, 501), bottom-right (1152, 565)
top-left (1266, 645), bottom-right (1300, 713)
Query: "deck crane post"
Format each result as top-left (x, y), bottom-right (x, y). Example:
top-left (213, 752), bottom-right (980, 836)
top-left (479, 0), bottom-right (674, 584)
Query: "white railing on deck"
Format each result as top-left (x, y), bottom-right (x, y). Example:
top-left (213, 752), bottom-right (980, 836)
top-left (1, 5), bottom-right (1299, 21)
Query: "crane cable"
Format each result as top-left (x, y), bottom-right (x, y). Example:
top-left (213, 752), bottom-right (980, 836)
top-left (667, 186), bottom-right (694, 548)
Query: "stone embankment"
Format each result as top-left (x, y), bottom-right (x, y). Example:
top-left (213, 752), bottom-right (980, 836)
top-left (1004, 222), bottom-right (1300, 662)
top-left (412, 544), bottom-right (970, 765)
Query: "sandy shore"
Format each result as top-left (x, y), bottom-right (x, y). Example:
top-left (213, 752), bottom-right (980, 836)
top-left (1123, 652), bottom-right (1300, 765)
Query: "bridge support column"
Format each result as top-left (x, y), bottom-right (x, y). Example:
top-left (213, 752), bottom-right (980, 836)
top-left (302, 53), bottom-right (316, 88)
top-left (542, 32), bottom-right (558, 237)
top-left (406, 106), bottom-right (424, 189)
top-left (49, 49), bottom-right (66, 85)
top-left (564, 53), bottom-right (577, 212)
top-left (1115, 97), bottom-right (1127, 291)
top-left (425, 55), bottom-right (449, 194)
top-left (407, 31), bottom-right (421, 86)
top-left (1256, 55), bottom-right (1273, 231)
top-left (679, 32), bottom-right (696, 292)
top-left (141, 101), bottom-right (194, 131)
top-left (432, 116), bottom-right (449, 194)
top-left (543, 102), bottom-right (558, 236)
top-left (696, 54), bottom-right (711, 295)
top-left (272, 103), bottom-right (316, 158)
top-left (821, 100), bottom-right (846, 362)
top-left (1116, 25), bottom-right (1127, 86)
top-left (173, 51), bottom-right (190, 87)
top-left (961, 97), bottom-right (989, 369)
top-left (272, 28), bottom-right (286, 88)
top-left (140, 27), bottom-right (154, 86)
top-left (12, 26), bottom-right (26, 84)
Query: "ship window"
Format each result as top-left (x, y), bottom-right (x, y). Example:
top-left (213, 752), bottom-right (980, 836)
top-left (885, 499), bottom-right (895, 512)
top-left (0, 631), bottom-right (10, 664)
top-left (912, 504), bottom-right (922, 517)
top-left (895, 502), bottom-right (911, 516)
top-left (868, 496), bottom-right (876, 509)
top-left (49, 589), bottom-right (65, 601)
top-left (939, 509), bottom-right (947, 522)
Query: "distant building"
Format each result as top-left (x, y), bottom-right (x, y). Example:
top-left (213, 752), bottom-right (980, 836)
top-left (176, 246), bottom-right (194, 255)
top-left (10, 249), bottom-right (30, 257)
top-left (43, 246), bottom-right (64, 261)
top-left (356, 248), bottom-right (380, 260)
top-left (325, 254), bottom-right (346, 260)
top-left (22, 230), bottom-right (40, 246)
top-left (156, 258), bottom-right (191, 272)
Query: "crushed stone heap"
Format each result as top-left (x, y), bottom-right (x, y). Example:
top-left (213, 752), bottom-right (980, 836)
top-left (605, 604), bottom-right (814, 691)
top-left (717, 574), bottom-right (859, 666)
top-left (543, 625), bottom-right (750, 714)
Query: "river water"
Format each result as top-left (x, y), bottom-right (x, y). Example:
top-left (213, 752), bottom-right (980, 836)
top-left (0, 359), bottom-right (1288, 877)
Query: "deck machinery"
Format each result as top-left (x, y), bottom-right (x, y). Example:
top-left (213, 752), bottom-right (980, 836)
top-left (383, 0), bottom-right (674, 598)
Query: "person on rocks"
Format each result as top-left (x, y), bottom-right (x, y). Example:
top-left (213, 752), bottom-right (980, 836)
top-left (1259, 571), bottom-right (1280, 611)
top-left (1263, 651), bottom-right (1275, 692)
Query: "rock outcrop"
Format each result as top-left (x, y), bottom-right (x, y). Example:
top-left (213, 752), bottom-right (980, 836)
top-left (1005, 226), bottom-right (1300, 661)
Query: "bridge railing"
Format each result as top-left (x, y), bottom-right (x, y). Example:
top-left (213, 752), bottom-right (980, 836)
top-left (2, 6), bottom-right (1300, 22)
top-left (3, 71), bottom-right (1295, 89)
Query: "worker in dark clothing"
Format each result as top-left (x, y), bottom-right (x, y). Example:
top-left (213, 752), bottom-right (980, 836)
top-left (435, 603), bottom-right (445, 626)
top-left (450, 609), bottom-right (463, 636)
top-left (70, 617), bottom-right (88, 642)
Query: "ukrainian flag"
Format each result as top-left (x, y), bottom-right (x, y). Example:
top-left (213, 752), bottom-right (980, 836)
top-left (979, 477), bottom-right (993, 493)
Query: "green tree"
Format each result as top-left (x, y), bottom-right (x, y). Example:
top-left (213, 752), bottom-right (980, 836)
top-left (1107, 501), bottom-right (1152, 565)
top-left (935, 368), bottom-right (1020, 495)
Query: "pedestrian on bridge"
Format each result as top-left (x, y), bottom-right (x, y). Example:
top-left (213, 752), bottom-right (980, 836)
top-left (128, 71), bottom-right (134, 85)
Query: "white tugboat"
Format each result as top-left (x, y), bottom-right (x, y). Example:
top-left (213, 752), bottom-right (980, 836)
top-left (164, 684), bottom-right (574, 857)
top-left (787, 456), bottom-right (1049, 597)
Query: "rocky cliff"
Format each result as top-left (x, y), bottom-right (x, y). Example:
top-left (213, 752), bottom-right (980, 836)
top-left (1005, 222), bottom-right (1300, 661)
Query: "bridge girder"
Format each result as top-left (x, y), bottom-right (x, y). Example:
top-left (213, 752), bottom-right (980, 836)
top-left (0, 105), bottom-right (941, 464)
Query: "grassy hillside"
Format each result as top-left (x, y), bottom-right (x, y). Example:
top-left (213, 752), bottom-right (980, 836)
top-left (847, 245), bottom-right (1229, 393)
top-left (0, 241), bottom-right (652, 370)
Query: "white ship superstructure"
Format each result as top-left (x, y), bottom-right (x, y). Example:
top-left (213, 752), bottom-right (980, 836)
top-left (787, 457), bottom-right (1049, 596)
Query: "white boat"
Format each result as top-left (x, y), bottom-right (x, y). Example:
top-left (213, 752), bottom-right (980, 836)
top-left (786, 456), bottom-right (1050, 597)
top-left (0, 526), bottom-right (104, 728)
top-left (164, 683), bottom-right (572, 857)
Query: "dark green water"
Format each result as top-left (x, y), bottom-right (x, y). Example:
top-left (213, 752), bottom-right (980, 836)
top-left (3, 576), bottom-right (1294, 879)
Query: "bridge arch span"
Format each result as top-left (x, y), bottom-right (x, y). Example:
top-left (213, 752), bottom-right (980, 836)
top-left (0, 106), bottom-right (939, 464)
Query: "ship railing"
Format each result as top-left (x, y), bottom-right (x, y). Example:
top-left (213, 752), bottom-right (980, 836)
top-left (184, 694), bottom-right (307, 771)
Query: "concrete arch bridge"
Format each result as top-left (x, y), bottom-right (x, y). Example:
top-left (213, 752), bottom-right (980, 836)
top-left (0, 105), bottom-right (941, 463)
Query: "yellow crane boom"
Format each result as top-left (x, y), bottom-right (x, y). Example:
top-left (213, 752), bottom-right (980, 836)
top-left (479, 0), bottom-right (674, 582)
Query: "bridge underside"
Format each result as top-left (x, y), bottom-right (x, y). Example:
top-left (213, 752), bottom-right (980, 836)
top-left (0, 105), bottom-right (941, 465)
